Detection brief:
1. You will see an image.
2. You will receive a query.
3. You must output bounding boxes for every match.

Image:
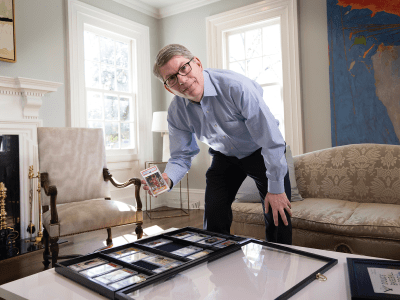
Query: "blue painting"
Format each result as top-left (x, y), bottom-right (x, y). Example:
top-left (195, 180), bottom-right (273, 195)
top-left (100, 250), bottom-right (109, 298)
top-left (327, 0), bottom-right (400, 146)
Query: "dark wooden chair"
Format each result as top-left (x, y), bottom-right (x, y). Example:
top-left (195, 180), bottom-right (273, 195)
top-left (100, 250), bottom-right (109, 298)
top-left (37, 127), bottom-right (143, 268)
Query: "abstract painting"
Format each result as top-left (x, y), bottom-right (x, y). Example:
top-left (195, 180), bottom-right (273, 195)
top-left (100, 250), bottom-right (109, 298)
top-left (0, 0), bottom-right (15, 62)
top-left (328, 0), bottom-right (400, 146)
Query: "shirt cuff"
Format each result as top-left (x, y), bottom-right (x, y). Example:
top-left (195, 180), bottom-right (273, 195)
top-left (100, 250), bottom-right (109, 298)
top-left (267, 179), bottom-right (285, 194)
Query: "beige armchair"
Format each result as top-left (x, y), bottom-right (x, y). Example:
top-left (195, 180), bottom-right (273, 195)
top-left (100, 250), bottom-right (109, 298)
top-left (37, 127), bottom-right (143, 268)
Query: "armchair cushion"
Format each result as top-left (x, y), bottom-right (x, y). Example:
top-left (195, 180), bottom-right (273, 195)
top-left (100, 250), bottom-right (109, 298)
top-left (42, 199), bottom-right (143, 238)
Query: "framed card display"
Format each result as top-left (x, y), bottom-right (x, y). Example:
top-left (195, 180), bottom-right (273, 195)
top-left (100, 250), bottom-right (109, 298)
top-left (347, 258), bottom-right (400, 300)
top-left (55, 227), bottom-right (338, 300)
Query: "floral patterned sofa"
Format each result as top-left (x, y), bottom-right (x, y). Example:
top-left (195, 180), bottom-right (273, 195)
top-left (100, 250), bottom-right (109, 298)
top-left (231, 144), bottom-right (400, 260)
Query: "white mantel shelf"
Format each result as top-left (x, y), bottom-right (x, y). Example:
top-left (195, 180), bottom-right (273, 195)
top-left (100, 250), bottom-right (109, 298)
top-left (0, 76), bottom-right (63, 120)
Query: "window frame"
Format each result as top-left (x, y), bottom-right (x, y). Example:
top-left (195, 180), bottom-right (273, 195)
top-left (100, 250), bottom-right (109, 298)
top-left (67, 0), bottom-right (152, 164)
top-left (206, 0), bottom-right (304, 156)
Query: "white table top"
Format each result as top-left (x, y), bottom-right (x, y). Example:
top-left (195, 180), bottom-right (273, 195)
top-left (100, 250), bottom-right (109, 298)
top-left (0, 240), bottom-right (374, 300)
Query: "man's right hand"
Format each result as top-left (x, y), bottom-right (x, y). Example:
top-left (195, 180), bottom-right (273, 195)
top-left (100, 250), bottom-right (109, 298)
top-left (141, 173), bottom-right (171, 197)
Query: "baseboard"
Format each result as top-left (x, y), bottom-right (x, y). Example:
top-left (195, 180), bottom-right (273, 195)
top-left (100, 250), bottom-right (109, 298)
top-left (164, 188), bottom-right (205, 210)
top-left (111, 188), bottom-right (206, 211)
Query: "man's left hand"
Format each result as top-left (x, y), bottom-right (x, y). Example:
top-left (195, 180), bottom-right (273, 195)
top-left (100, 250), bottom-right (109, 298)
top-left (264, 193), bottom-right (292, 226)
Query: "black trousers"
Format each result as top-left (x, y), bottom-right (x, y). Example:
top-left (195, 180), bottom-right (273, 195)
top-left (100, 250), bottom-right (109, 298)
top-left (204, 148), bottom-right (292, 245)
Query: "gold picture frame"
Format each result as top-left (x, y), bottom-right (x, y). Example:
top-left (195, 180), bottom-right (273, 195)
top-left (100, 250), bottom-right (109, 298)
top-left (0, 0), bottom-right (16, 63)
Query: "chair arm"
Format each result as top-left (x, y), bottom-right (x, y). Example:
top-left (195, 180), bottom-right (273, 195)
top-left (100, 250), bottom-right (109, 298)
top-left (40, 173), bottom-right (59, 224)
top-left (103, 168), bottom-right (142, 211)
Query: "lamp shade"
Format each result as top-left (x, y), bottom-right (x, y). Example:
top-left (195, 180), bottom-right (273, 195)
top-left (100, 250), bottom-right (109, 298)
top-left (151, 111), bottom-right (168, 133)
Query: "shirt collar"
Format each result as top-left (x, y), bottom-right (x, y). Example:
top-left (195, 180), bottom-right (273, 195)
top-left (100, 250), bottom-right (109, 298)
top-left (184, 70), bottom-right (217, 106)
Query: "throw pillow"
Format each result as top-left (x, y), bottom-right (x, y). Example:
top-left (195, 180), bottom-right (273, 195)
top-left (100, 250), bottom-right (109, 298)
top-left (234, 145), bottom-right (304, 202)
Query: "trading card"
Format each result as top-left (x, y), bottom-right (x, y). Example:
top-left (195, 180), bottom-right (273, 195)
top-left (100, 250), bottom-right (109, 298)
top-left (197, 236), bottom-right (226, 246)
top-left (143, 255), bottom-right (176, 266)
top-left (108, 274), bottom-right (148, 290)
top-left (107, 247), bottom-right (141, 258)
top-left (153, 261), bottom-right (184, 273)
top-left (214, 240), bottom-right (237, 248)
top-left (79, 262), bottom-right (122, 278)
top-left (140, 165), bottom-right (170, 196)
top-left (68, 258), bottom-right (108, 271)
top-left (171, 245), bottom-right (202, 257)
top-left (142, 238), bottom-right (172, 248)
top-left (94, 268), bottom-right (137, 285)
top-left (170, 231), bottom-right (196, 239)
top-left (187, 249), bottom-right (214, 260)
top-left (120, 251), bottom-right (152, 263)
top-left (183, 233), bottom-right (210, 243)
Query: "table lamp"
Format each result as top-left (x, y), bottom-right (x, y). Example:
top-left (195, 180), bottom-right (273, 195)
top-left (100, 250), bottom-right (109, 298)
top-left (152, 111), bottom-right (170, 162)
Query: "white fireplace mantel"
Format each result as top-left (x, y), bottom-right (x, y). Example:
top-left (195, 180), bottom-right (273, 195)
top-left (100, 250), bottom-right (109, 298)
top-left (0, 76), bottom-right (63, 239)
top-left (0, 76), bottom-right (62, 120)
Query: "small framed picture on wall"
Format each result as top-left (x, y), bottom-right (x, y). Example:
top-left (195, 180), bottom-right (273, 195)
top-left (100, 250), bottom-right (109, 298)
top-left (0, 0), bottom-right (16, 63)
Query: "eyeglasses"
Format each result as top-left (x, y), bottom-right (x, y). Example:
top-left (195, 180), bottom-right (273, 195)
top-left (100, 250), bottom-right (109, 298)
top-left (163, 57), bottom-right (194, 88)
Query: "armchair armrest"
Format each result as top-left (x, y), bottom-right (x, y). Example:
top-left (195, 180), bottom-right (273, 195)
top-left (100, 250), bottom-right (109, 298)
top-left (103, 168), bottom-right (142, 211)
top-left (40, 173), bottom-right (59, 224)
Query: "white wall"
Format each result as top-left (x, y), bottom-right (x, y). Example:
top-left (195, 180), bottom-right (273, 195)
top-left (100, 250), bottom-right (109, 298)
top-left (0, 0), bottom-right (332, 191)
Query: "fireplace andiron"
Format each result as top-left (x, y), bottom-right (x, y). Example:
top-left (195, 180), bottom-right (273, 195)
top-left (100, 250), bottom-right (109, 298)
top-left (0, 182), bottom-right (19, 258)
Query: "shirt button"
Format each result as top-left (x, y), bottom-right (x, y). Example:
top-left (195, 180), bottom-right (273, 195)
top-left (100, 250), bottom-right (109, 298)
top-left (206, 111), bottom-right (209, 113)
top-left (214, 124), bottom-right (217, 127)
top-left (223, 136), bottom-right (226, 139)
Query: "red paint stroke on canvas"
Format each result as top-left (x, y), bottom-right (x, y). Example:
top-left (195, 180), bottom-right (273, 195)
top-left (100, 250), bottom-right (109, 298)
top-left (363, 44), bottom-right (375, 58)
top-left (337, 0), bottom-right (400, 18)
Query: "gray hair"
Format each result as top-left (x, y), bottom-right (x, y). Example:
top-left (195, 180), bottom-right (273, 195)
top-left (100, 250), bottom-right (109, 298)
top-left (153, 44), bottom-right (194, 82)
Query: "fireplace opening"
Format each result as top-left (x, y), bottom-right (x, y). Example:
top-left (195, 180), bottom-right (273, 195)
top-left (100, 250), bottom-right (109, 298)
top-left (0, 135), bottom-right (20, 234)
top-left (0, 135), bottom-right (21, 259)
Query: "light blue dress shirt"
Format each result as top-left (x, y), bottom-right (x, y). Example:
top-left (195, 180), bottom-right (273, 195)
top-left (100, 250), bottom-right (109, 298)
top-left (164, 69), bottom-right (287, 194)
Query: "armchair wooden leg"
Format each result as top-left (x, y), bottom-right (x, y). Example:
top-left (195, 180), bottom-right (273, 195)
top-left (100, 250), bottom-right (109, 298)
top-left (106, 228), bottom-right (112, 246)
top-left (50, 237), bottom-right (59, 268)
top-left (42, 228), bottom-right (50, 269)
top-left (135, 223), bottom-right (143, 240)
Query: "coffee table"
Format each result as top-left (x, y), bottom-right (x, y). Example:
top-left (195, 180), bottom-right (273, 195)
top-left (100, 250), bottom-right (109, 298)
top-left (0, 237), bottom-right (375, 299)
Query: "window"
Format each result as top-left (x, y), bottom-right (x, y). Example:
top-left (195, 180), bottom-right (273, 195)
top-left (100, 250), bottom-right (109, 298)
top-left (84, 27), bottom-right (136, 150)
top-left (67, 0), bottom-right (152, 165)
top-left (226, 19), bottom-right (285, 137)
top-left (207, 0), bottom-right (303, 155)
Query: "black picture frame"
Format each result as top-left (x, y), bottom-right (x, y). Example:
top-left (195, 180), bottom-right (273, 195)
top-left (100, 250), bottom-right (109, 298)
top-left (55, 227), bottom-right (338, 300)
top-left (117, 237), bottom-right (338, 300)
top-left (0, 0), bottom-right (16, 63)
top-left (347, 258), bottom-right (400, 300)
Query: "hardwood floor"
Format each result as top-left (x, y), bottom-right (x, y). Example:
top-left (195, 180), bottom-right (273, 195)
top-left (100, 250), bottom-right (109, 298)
top-left (0, 208), bottom-right (204, 285)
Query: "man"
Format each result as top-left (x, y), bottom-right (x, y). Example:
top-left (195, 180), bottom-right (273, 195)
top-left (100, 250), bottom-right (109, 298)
top-left (142, 44), bottom-right (292, 244)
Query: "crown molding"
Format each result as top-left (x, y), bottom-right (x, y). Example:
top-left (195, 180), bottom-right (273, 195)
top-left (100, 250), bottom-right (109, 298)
top-left (112, 0), bottom-right (220, 19)
top-left (160, 0), bottom-right (221, 18)
top-left (112, 0), bottom-right (160, 18)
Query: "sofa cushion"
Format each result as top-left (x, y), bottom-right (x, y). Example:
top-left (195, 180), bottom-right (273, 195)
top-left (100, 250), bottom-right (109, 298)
top-left (343, 203), bottom-right (400, 240)
top-left (232, 202), bottom-right (264, 225)
top-left (232, 199), bottom-right (400, 241)
top-left (292, 199), bottom-right (400, 240)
